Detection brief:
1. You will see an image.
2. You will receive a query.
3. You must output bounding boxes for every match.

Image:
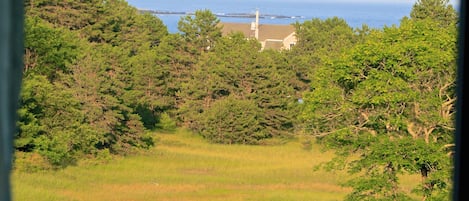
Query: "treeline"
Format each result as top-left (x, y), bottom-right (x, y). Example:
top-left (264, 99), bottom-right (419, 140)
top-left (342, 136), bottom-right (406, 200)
top-left (15, 0), bottom-right (457, 200)
top-left (16, 0), bottom-right (303, 168)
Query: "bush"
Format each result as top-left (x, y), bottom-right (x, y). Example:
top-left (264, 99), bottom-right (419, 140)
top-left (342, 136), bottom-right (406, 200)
top-left (155, 112), bottom-right (177, 132)
top-left (199, 97), bottom-right (269, 144)
top-left (95, 148), bottom-right (113, 163)
top-left (14, 151), bottom-right (52, 172)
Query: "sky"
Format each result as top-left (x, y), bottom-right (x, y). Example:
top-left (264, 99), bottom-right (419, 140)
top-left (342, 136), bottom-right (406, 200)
top-left (345, 0), bottom-right (458, 7)
top-left (126, 0), bottom-right (460, 9)
top-left (195, 0), bottom-right (460, 7)
top-left (274, 0), bottom-right (458, 5)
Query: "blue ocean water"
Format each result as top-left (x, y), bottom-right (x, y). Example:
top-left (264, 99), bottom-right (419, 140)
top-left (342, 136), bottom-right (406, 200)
top-left (126, 0), bottom-right (415, 33)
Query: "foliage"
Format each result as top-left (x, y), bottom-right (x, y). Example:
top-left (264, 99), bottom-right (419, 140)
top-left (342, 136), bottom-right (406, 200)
top-left (301, 0), bottom-right (457, 199)
top-left (17, 75), bottom-right (94, 166)
top-left (292, 17), bottom-right (357, 56)
top-left (17, 4), bottom-right (458, 201)
top-left (289, 17), bottom-right (363, 132)
top-left (66, 43), bottom-right (152, 154)
top-left (13, 152), bottom-right (52, 172)
top-left (199, 97), bottom-right (267, 144)
top-left (24, 0), bottom-right (104, 30)
top-left (178, 9), bottom-right (222, 53)
top-left (290, 17), bottom-right (360, 81)
top-left (24, 16), bottom-right (80, 80)
top-left (410, 0), bottom-right (458, 26)
top-left (155, 112), bottom-right (177, 133)
top-left (17, 0), bottom-right (168, 169)
top-left (178, 33), bottom-right (298, 140)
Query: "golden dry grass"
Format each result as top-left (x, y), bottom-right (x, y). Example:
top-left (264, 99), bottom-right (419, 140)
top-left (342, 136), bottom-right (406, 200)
top-left (12, 130), bottom-right (355, 201)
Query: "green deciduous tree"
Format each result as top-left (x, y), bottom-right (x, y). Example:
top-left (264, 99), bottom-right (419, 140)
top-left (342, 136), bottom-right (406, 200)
top-left (302, 11), bottom-right (457, 200)
top-left (290, 17), bottom-right (363, 133)
top-left (293, 17), bottom-right (357, 56)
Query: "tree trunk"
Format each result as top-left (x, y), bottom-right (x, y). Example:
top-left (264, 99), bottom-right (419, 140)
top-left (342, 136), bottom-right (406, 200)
top-left (420, 165), bottom-right (433, 201)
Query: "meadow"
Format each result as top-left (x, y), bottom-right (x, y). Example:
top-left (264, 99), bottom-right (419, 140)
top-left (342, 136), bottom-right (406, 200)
top-left (11, 130), bottom-right (420, 201)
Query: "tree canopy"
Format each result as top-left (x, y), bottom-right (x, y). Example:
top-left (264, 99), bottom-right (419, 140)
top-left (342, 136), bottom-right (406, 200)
top-left (16, 0), bottom-right (458, 200)
top-left (301, 0), bottom-right (457, 200)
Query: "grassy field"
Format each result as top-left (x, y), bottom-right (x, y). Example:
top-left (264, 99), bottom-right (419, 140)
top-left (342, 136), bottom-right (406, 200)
top-left (12, 131), bottom-right (362, 201)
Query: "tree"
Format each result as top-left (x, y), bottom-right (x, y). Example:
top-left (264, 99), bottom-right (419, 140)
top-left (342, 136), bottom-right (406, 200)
top-left (17, 0), bottom-right (167, 169)
top-left (24, 16), bottom-right (80, 80)
top-left (200, 97), bottom-right (267, 144)
top-left (292, 17), bottom-right (357, 56)
top-left (288, 17), bottom-right (363, 95)
top-left (66, 44), bottom-right (151, 154)
top-left (16, 75), bottom-right (96, 167)
top-left (302, 15), bottom-right (457, 200)
top-left (153, 34), bottom-right (200, 127)
top-left (178, 9), bottom-right (222, 53)
top-left (410, 0), bottom-right (458, 26)
top-left (177, 33), bottom-right (297, 140)
top-left (290, 17), bottom-right (363, 133)
top-left (24, 0), bottom-right (104, 30)
top-left (123, 47), bottom-right (174, 129)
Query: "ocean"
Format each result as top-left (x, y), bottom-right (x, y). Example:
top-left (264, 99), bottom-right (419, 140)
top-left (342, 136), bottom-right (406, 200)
top-left (125, 0), bottom-right (416, 33)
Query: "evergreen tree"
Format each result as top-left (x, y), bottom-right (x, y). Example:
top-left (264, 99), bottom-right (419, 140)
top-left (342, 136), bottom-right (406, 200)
top-left (17, 75), bottom-right (96, 166)
top-left (179, 33), bottom-right (297, 142)
top-left (24, 0), bottom-right (104, 30)
top-left (178, 9), bottom-right (222, 53)
top-left (200, 97), bottom-right (267, 144)
top-left (17, 0), bottom-right (165, 168)
top-left (24, 16), bottom-right (80, 80)
top-left (410, 0), bottom-right (458, 26)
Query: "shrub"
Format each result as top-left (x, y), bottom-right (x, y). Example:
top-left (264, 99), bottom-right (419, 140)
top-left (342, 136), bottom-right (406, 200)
top-left (14, 151), bottom-right (52, 172)
top-left (199, 97), bottom-right (269, 144)
top-left (155, 112), bottom-right (177, 132)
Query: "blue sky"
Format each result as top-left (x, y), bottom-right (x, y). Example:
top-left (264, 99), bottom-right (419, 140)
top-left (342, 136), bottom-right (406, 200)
top-left (330, 0), bottom-right (458, 6)
top-left (126, 0), bottom-right (459, 8)
top-left (127, 0), bottom-right (458, 3)
top-left (259, 0), bottom-right (459, 6)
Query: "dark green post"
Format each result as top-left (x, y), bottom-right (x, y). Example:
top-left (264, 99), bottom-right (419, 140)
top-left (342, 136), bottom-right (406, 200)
top-left (454, 1), bottom-right (467, 200)
top-left (0, 0), bottom-right (24, 200)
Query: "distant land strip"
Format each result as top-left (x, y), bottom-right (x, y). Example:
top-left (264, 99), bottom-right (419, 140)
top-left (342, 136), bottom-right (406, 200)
top-left (138, 9), bottom-right (304, 19)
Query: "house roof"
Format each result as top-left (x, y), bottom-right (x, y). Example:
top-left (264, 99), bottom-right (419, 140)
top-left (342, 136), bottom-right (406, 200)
top-left (219, 22), bottom-right (295, 41)
top-left (264, 40), bottom-right (285, 50)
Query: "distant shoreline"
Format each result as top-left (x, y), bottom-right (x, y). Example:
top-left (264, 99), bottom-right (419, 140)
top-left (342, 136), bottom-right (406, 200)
top-left (138, 9), bottom-right (304, 20)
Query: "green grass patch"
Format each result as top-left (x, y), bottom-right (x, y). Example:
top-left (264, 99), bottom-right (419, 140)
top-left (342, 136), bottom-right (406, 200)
top-left (12, 131), bottom-right (354, 201)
